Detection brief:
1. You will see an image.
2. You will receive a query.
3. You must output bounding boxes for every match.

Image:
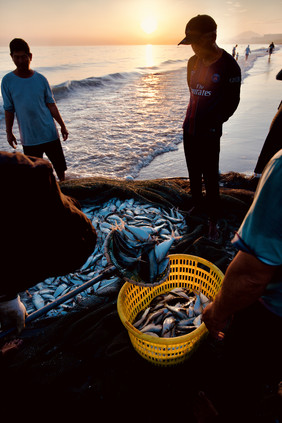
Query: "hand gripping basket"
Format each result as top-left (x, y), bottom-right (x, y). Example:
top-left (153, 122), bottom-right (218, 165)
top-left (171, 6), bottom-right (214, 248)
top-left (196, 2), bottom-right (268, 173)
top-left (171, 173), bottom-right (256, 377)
top-left (117, 254), bottom-right (224, 366)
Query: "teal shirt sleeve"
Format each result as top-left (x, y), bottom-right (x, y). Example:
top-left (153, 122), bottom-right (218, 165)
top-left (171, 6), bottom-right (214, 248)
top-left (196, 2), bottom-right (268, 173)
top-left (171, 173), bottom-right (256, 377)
top-left (1, 73), bottom-right (15, 112)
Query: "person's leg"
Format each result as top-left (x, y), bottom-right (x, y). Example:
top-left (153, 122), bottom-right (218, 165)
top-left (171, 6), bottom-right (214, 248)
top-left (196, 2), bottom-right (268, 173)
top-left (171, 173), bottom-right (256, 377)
top-left (43, 139), bottom-right (67, 181)
top-left (22, 144), bottom-right (44, 159)
top-left (183, 130), bottom-right (204, 212)
top-left (202, 138), bottom-right (220, 239)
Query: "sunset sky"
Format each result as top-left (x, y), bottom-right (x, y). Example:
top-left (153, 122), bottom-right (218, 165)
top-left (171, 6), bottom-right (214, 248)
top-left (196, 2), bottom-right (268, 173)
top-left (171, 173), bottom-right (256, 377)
top-left (0, 0), bottom-right (281, 46)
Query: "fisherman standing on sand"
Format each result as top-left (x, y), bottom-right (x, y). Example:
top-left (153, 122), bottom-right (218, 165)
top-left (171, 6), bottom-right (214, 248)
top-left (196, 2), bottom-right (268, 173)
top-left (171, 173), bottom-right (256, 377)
top-left (268, 42), bottom-right (275, 60)
top-left (1, 38), bottom-right (68, 181)
top-left (232, 44), bottom-right (237, 58)
top-left (245, 44), bottom-right (251, 60)
top-left (178, 15), bottom-right (241, 240)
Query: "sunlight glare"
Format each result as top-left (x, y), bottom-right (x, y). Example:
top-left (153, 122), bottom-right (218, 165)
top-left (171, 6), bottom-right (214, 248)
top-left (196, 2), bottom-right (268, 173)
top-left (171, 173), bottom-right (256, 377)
top-left (140, 16), bottom-right (158, 34)
top-left (145, 44), bottom-right (154, 67)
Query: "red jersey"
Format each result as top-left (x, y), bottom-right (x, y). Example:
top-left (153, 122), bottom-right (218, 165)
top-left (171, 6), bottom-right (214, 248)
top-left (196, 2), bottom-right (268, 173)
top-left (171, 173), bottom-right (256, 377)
top-left (183, 49), bottom-right (241, 136)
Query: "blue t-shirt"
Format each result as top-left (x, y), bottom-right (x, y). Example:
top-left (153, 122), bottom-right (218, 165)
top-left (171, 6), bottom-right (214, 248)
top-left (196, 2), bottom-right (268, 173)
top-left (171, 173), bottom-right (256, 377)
top-left (232, 150), bottom-right (282, 316)
top-left (1, 71), bottom-right (59, 146)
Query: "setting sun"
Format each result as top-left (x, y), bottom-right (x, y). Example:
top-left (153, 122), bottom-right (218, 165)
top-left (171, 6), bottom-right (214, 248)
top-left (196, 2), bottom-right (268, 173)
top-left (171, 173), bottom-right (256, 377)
top-left (140, 16), bottom-right (158, 34)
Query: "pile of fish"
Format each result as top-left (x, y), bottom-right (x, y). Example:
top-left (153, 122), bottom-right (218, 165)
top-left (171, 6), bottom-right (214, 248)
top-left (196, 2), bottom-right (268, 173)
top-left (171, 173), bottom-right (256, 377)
top-left (133, 287), bottom-right (210, 338)
top-left (110, 220), bottom-right (179, 285)
top-left (22, 197), bottom-right (188, 318)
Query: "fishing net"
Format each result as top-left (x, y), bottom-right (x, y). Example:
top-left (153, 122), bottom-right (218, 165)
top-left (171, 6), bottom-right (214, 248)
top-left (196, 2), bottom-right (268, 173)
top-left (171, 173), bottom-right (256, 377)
top-left (60, 173), bottom-right (255, 273)
top-left (2, 171), bottom-right (271, 421)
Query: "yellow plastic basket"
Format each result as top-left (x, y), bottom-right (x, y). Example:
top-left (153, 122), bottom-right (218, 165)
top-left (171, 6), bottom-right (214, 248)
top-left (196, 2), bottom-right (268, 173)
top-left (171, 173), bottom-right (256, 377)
top-left (117, 254), bottom-right (224, 366)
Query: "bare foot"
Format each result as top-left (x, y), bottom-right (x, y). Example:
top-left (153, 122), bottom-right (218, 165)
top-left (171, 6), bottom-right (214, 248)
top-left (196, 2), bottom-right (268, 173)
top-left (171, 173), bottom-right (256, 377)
top-left (193, 391), bottom-right (219, 422)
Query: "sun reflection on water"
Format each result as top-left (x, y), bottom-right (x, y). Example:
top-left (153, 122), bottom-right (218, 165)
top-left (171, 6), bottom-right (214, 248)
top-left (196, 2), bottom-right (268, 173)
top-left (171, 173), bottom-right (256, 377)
top-left (145, 44), bottom-right (154, 68)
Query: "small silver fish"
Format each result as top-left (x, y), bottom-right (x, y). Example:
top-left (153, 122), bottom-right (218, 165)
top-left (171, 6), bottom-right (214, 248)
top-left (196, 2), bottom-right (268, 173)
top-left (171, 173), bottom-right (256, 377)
top-left (54, 283), bottom-right (68, 298)
top-left (32, 292), bottom-right (45, 310)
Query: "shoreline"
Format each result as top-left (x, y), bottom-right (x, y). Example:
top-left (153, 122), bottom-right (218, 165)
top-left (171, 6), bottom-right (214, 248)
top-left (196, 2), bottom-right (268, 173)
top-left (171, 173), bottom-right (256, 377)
top-left (136, 47), bottom-right (282, 180)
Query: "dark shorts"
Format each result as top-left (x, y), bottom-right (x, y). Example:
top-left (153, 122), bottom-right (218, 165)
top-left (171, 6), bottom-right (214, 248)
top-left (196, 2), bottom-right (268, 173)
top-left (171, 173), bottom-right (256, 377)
top-left (23, 139), bottom-right (67, 175)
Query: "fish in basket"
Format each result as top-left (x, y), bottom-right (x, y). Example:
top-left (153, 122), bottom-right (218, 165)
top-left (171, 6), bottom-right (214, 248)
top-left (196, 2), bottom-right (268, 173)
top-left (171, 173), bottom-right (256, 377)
top-left (117, 254), bottom-right (224, 366)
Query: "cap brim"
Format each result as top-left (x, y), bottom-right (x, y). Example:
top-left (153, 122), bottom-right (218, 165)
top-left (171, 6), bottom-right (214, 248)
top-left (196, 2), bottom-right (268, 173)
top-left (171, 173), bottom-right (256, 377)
top-left (178, 33), bottom-right (198, 45)
top-left (178, 36), bottom-right (191, 45)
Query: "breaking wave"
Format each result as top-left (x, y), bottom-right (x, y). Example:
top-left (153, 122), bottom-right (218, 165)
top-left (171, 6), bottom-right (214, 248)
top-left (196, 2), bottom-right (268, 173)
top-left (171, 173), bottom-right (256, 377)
top-left (52, 71), bottom-right (140, 100)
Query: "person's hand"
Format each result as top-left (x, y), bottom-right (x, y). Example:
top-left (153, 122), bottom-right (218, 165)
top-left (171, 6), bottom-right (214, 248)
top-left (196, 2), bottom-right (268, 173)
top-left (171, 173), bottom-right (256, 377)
top-left (61, 126), bottom-right (69, 141)
top-left (202, 302), bottom-right (228, 340)
top-left (7, 132), bottom-right (17, 149)
top-left (0, 296), bottom-right (27, 333)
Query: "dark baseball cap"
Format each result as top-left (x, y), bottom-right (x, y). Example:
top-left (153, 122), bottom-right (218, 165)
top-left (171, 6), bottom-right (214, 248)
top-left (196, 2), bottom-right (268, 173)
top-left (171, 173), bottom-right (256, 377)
top-left (178, 14), bottom-right (217, 45)
top-left (9, 38), bottom-right (30, 55)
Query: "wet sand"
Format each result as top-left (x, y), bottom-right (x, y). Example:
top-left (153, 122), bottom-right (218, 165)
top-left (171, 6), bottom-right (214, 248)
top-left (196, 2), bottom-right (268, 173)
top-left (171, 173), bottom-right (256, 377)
top-left (137, 47), bottom-right (282, 180)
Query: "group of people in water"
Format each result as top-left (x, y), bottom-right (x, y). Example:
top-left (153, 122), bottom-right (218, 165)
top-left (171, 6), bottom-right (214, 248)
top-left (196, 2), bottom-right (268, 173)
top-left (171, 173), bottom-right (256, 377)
top-left (232, 41), bottom-right (275, 61)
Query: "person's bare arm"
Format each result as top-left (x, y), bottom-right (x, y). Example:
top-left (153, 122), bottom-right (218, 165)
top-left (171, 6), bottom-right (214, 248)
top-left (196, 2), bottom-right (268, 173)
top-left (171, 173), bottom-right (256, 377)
top-left (203, 251), bottom-right (277, 338)
top-left (47, 103), bottom-right (68, 141)
top-left (5, 110), bottom-right (17, 148)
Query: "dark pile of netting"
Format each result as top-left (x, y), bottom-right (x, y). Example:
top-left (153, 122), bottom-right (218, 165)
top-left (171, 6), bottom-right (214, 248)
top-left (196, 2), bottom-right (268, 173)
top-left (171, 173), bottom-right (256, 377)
top-left (3, 173), bottom-right (278, 421)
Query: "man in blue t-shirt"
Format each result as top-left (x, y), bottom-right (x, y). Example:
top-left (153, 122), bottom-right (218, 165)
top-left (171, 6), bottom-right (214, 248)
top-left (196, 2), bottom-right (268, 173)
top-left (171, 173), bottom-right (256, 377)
top-left (1, 38), bottom-right (68, 181)
top-left (178, 15), bottom-right (241, 240)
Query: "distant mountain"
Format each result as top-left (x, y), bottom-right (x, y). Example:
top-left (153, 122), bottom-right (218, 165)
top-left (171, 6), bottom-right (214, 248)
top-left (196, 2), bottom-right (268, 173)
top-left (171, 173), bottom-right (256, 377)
top-left (228, 31), bottom-right (282, 44)
top-left (228, 31), bottom-right (262, 43)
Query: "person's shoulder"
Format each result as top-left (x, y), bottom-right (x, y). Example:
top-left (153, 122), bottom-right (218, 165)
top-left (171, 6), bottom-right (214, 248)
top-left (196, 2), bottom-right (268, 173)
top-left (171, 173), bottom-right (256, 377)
top-left (221, 49), bottom-right (241, 71)
top-left (259, 150), bottom-right (282, 190)
top-left (1, 71), bottom-right (15, 83)
top-left (32, 71), bottom-right (50, 85)
top-left (188, 54), bottom-right (197, 64)
top-left (222, 49), bottom-right (237, 62)
top-left (269, 150), bottom-right (282, 170)
top-left (33, 71), bottom-right (48, 81)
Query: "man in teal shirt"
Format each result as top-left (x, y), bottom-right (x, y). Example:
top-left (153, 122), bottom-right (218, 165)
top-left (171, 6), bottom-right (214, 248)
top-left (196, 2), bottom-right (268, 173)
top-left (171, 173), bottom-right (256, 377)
top-left (202, 150), bottom-right (282, 420)
top-left (204, 150), bottom-right (282, 330)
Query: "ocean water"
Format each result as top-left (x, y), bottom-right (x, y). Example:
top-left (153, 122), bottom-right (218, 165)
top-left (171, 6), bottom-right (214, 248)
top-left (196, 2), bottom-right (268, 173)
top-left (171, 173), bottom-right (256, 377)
top-left (0, 44), bottom-right (280, 179)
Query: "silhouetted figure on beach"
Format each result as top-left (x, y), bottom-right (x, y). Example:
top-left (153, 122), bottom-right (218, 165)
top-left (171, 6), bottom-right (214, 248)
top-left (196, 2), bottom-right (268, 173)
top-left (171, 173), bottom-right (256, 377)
top-left (178, 14), bottom-right (241, 240)
top-left (232, 44), bottom-right (237, 58)
top-left (245, 44), bottom-right (251, 60)
top-left (268, 42), bottom-right (275, 60)
top-left (1, 38), bottom-right (68, 181)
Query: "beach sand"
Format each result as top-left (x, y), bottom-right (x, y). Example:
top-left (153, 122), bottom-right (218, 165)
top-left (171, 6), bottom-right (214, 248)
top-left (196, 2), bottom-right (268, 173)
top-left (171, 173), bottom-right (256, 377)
top-left (137, 48), bottom-right (282, 180)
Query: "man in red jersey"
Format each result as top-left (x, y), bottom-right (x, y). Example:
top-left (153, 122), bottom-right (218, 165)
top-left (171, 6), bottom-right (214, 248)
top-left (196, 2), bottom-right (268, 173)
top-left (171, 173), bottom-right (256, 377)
top-left (179, 15), bottom-right (241, 240)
